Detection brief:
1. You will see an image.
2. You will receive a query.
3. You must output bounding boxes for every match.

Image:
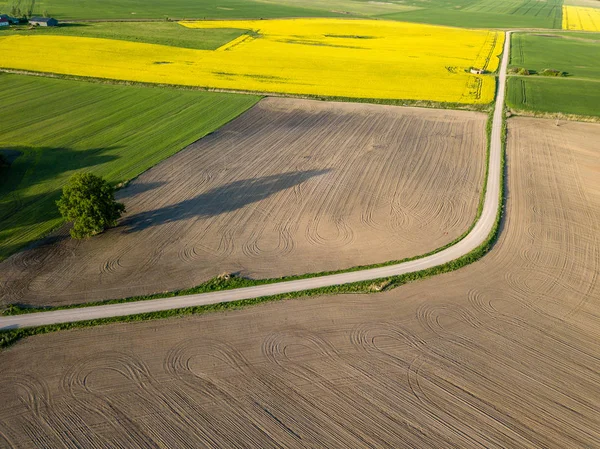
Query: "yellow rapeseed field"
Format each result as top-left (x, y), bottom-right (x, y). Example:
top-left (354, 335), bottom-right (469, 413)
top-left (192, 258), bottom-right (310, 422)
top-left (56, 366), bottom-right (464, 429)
top-left (562, 6), bottom-right (600, 31)
top-left (0, 19), bottom-right (504, 104)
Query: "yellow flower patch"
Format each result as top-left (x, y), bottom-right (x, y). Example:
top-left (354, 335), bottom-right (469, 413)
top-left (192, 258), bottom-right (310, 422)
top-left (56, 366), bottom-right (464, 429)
top-left (562, 6), bottom-right (600, 31)
top-left (0, 19), bottom-right (504, 104)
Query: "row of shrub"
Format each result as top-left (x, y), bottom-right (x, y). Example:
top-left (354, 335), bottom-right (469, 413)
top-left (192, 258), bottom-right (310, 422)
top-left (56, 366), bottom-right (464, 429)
top-left (508, 67), bottom-right (567, 76)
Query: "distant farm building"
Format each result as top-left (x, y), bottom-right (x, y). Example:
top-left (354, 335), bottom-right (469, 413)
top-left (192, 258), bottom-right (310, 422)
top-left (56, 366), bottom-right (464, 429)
top-left (470, 68), bottom-right (484, 75)
top-left (0, 14), bottom-right (16, 25)
top-left (29, 17), bottom-right (58, 26)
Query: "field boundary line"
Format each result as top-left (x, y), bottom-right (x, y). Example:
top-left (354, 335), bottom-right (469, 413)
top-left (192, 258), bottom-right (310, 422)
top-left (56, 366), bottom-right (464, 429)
top-left (0, 31), bottom-right (510, 335)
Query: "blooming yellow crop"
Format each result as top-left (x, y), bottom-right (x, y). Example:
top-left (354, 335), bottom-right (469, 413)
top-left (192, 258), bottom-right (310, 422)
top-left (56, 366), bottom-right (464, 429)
top-left (0, 19), bottom-right (504, 104)
top-left (562, 6), bottom-right (600, 31)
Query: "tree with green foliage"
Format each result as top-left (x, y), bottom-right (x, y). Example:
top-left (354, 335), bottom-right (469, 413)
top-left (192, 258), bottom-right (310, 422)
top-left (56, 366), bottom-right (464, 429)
top-left (56, 173), bottom-right (125, 239)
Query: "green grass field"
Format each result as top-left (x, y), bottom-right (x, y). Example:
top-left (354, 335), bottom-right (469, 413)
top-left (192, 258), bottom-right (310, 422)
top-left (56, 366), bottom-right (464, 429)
top-left (507, 77), bottom-right (600, 117)
top-left (0, 74), bottom-right (259, 260)
top-left (511, 33), bottom-right (600, 78)
top-left (0, 0), bottom-right (340, 20)
top-left (1, 0), bottom-right (563, 27)
top-left (379, 0), bottom-right (563, 28)
top-left (507, 32), bottom-right (600, 117)
top-left (0, 22), bottom-right (247, 50)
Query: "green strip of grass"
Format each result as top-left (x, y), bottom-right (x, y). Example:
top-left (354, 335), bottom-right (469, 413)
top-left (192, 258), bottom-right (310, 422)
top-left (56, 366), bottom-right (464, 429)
top-left (0, 73), bottom-right (260, 261)
top-left (378, 6), bottom-right (561, 29)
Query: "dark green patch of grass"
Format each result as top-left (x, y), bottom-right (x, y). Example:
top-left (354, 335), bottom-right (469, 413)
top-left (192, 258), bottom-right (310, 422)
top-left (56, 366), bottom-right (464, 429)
top-left (0, 22), bottom-right (248, 50)
top-left (279, 38), bottom-right (361, 49)
top-left (0, 73), bottom-right (260, 261)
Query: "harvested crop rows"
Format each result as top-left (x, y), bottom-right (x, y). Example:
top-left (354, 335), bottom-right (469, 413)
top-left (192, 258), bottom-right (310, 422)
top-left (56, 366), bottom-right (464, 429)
top-left (0, 118), bottom-right (598, 447)
top-left (0, 98), bottom-right (486, 307)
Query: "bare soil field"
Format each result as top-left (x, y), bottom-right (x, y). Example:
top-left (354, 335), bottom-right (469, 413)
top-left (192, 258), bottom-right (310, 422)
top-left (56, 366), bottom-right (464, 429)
top-left (0, 117), bottom-right (598, 447)
top-left (0, 98), bottom-right (486, 307)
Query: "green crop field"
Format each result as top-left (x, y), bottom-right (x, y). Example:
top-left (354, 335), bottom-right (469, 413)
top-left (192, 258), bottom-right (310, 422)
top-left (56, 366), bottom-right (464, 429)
top-left (511, 33), bottom-right (600, 78)
top-left (379, 0), bottom-right (563, 28)
top-left (0, 22), bottom-right (247, 50)
top-left (507, 77), bottom-right (600, 117)
top-left (507, 32), bottom-right (600, 117)
top-left (0, 74), bottom-right (259, 260)
top-left (1, 0), bottom-right (563, 27)
top-left (0, 0), bottom-right (340, 20)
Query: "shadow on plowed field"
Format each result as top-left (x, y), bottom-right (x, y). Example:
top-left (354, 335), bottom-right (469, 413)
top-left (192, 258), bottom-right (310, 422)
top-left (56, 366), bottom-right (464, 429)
top-left (120, 169), bottom-right (330, 233)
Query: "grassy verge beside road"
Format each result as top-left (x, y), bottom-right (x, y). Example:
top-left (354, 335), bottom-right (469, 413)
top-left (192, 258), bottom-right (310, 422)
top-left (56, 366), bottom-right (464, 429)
top-left (0, 73), bottom-right (260, 260)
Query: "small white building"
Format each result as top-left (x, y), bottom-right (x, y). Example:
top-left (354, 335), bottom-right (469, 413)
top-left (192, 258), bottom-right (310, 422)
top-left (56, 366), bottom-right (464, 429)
top-left (29, 17), bottom-right (59, 26)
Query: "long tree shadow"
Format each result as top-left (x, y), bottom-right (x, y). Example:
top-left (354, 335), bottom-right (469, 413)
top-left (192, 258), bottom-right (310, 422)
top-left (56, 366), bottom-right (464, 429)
top-left (0, 145), bottom-right (120, 190)
top-left (121, 169), bottom-right (331, 233)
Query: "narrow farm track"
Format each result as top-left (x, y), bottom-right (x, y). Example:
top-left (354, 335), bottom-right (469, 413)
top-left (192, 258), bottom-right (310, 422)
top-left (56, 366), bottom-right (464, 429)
top-left (0, 32), bottom-right (511, 330)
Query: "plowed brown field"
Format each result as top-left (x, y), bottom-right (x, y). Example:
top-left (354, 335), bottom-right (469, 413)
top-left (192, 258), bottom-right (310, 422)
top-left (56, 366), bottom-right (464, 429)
top-left (0, 99), bottom-right (486, 306)
top-left (0, 117), bottom-right (598, 447)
